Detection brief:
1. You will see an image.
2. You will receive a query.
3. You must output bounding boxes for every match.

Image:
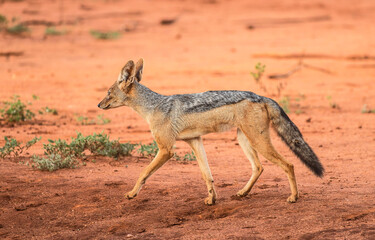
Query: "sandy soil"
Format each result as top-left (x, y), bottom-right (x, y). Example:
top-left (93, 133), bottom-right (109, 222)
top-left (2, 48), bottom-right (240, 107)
top-left (1, 0), bottom-right (375, 239)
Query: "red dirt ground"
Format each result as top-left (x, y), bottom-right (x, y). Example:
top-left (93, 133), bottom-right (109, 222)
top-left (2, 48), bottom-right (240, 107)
top-left (1, 0), bottom-right (375, 239)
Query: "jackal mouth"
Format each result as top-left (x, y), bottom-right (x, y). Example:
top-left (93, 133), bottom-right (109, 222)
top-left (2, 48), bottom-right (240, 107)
top-left (102, 105), bottom-right (110, 110)
top-left (98, 102), bottom-right (110, 110)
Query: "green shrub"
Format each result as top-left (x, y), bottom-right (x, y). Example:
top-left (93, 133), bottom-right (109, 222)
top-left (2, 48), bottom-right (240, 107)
top-left (0, 136), bottom-right (41, 158)
top-left (0, 95), bottom-right (35, 122)
top-left (43, 138), bottom-right (80, 158)
top-left (45, 27), bottom-right (66, 36)
top-left (174, 151), bottom-right (196, 162)
top-left (183, 151), bottom-right (196, 161)
top-left (0, 15), bottom-right (29, 35)
top-left (0, 15), bottom-right (7, 25)
top-left (31, 154), bottom-right (79, 172)
top-left (137, 141), bottom-right (159, 157)
top-left (90, 30), bottom-right (120, 40)
top-left (6, 23), bottom-right (29, 35)
top-left (30, 132), bottom-right (137, 171)
top-left (44, 132), bottom-right (136, 159)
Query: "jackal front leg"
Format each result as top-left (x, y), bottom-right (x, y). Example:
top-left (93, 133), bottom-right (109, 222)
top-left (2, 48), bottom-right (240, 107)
top-left (185, 137), bottom-right (217, 205)
top-left (126, 148), bottom-right (173, 199)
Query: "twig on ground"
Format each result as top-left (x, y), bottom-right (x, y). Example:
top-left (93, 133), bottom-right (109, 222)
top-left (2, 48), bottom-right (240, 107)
top-left (246, 15), bottom-right (331, 28)
top-left (268, 61), bottom-right (333, 79)
top-left (268, 63), bottom-right (302, 79)
top-left (0, 51), bottom-right (24, 59)
top-left (302, 63), bottom-right (333, 74)
top-left (19, 20), bottom-right (56, 26)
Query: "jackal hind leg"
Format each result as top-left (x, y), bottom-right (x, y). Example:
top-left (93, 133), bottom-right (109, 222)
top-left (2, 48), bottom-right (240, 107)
top-left (126, 144), bottom-right (173, 200)
top-left (185, 137), bottom-right (217, 205)
top-left (236, 129), bottom-right (263, 197)
top-left (240, 126), bottom-right (299, 203)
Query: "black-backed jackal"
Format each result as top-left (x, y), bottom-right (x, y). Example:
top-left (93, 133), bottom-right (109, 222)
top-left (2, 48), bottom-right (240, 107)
top-left (98, 59), bottom-right (324, 205)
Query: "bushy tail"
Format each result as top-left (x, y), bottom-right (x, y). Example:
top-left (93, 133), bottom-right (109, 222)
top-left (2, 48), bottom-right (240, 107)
top-left (265, 98), bottom-right (324, 177)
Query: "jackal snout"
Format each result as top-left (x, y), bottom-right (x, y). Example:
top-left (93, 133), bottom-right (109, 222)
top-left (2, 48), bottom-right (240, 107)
top-left (97, 90), bottom-right (114, 109)
top-left (97, 87), bottom-right (124, 110)
top-left (97, 100), bottom-right (110, 110)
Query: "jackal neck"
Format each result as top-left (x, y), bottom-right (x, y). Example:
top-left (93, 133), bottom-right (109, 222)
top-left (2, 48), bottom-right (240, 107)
top-left (127, 82), bottom-right (166, 119)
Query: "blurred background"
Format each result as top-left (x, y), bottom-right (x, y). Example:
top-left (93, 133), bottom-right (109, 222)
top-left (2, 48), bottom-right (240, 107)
top-left (1, 0), bottom-right (374, 142)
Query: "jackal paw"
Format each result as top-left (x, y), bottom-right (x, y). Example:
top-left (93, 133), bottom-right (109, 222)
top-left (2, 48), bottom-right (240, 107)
top-left (236, 190), bottom-right (249, 197)
top-left (287, 194), bottom-right (298, 203)
top-left (125, 192), bottom-right (137, 200)
top-left (204, 196), bottom-right (216, 206)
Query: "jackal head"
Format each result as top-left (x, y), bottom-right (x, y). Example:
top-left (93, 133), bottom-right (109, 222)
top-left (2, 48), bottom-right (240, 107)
top-left (98, 58), bottom-right (143, 110)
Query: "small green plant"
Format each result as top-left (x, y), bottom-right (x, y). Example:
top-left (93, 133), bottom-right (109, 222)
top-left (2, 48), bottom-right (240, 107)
top-left (0, 16), bottom-right (30, 35)
top-left (183, 151), bottom-right (196, 161)
top-left (361, 104), bottom-right (375, 114)
top-left (31, 154), bottom-right (79, 172)
top-left (45, 27), bottom-right (66, 36)
top-left (43, 138), bottom-right (80, 158)
top-left (90, 30), bottom-right (120, 40)
top-left (279, 96), bottom-right (290, 114)
top-left (173, 151), bottom-right (196, 162)
top-left (137, 141), bottom-right (159, 158)
top-left (44, 132), bottom-right (136, 159)
top-left (0, 15), bottom-right (7, 25)
top-left (6, 23), bottom-right (29, 35)
top-left (0, 136), bottom-right (41, 158)
top-left (0, 95), bottom-right (35, 122)
top-left (38, 107), bottom-right (58, 115)
top-left (250, 62), bottom-right (266, 82)
top-left (30, 132), bottom-right (137, 171)
top-left (173, 153), bottom-right (181, 161)
top-left (84, 133), bottom-right (136, 158)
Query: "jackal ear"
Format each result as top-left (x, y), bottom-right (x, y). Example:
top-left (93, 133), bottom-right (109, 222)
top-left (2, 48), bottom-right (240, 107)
top-left (117, 60), bottom-right (135, 86)
top-left (132, 58), bottom-right (144, 82)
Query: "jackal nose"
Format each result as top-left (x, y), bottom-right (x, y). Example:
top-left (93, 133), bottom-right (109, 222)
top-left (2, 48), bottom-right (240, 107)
top-left (97, 103), bottom-right (100, 108)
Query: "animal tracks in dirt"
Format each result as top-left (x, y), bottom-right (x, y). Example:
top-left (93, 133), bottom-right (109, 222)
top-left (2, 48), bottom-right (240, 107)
top-left (299, 226), bottom-right (375, 240)
top-left (343, 208), bottom-right (375, 221)
top-left (104, 181), bottom-right (126, 188)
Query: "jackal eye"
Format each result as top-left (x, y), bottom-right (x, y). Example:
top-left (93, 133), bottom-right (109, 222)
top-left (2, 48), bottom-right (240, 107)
top-left (107, 91), bottom-right (111, 95)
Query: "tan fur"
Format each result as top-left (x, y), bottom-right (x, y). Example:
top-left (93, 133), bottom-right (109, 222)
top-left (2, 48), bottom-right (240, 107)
top-left (98, 59), bottom-right (304, 205)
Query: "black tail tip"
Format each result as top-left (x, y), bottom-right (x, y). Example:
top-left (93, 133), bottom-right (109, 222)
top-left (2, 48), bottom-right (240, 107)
top-left (313, 166), bottom-right (325, 178)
